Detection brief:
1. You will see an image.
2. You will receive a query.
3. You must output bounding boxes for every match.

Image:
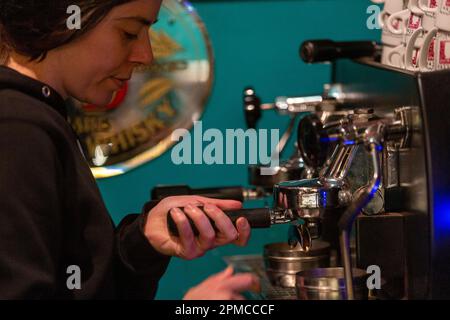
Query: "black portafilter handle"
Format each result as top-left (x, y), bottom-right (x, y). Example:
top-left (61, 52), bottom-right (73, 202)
top-left (300, 40), bottom-right (378, 63)
top-left (151, 185), bottom-right (245, 202)
top-left (167, 207), bottom-right (272, 236)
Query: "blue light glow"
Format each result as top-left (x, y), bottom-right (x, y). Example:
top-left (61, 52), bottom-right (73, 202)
top-left (320, 136), bottom-right (339, 143)
top-left (321, 190), bottom-right (327, 207)
top-left (433, 194), bottom-right (450, 236)
top-left (371, 180), bottom-right (381, 195)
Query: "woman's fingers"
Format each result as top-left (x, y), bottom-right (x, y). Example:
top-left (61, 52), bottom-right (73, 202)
top-left (200, 197), bottom-right (243, 210)
top-left (233, 217), bottom-right (251, 246)
top-left (169, 208), bottom-right (199, 258)
top-left (145, 195), bottom-right (250, 259)
top-left (183, 267), bottom-right (260, 300)
top-left (203, 204), bottom-right (238, 243)
top-left (182, 205), bottom-right (216, 251)
top-left (222, 273), bottom-right (261, 293)
top-left (158, 195), bottom-right (242, 213)
top-left (214, 267), bottom-right (260, 292)
top-left (152, 196), bottom-right (248, 258)
top-left (221, 265), bottom-right (235, 277)
top-left (158, 196), bottom-right (203, 212)
top-left (175, 203), bottom-right (249, 249)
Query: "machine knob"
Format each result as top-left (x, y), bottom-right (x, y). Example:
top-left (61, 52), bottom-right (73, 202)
top-left (243, 87), bottom-right (262, 129)
top-left (297, 114), bottom-right (330, 168)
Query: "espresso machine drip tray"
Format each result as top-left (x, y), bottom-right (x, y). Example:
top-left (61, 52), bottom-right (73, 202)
top-left (223, 255), bottom-right (297, 300)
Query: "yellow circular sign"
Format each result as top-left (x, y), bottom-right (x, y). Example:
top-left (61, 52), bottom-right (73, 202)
top-left (67, 0), bottom-right (214, 178)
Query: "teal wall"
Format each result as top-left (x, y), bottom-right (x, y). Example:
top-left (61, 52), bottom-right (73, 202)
top-left (97, 0), bottom-right (381, 299)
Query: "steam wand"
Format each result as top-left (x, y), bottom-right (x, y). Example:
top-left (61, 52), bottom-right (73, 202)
top-left (337, 123), bottom-right (383, 300)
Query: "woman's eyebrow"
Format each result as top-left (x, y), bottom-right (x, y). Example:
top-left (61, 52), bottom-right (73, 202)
top-left (115, 16), bottom-right (159, 26)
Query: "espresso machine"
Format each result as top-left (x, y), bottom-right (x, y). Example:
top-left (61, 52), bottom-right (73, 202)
top-left (259, 41), bottom-right (450, 300)
top-left (158, 39), bottom-right (450, 300)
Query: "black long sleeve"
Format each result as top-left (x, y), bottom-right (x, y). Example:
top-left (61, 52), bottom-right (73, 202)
top-left (0, 121), bottom-right (63, 299)
top-left (0, 65), bottom-right (171, 299)
top-left (115, 212), bottom-right (171, 299)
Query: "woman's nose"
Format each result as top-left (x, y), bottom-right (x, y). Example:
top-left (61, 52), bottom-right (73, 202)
top-left (129, 33), bottom-right (154, 66)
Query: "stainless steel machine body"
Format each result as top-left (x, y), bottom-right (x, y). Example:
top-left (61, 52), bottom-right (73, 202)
top-left (233, 57), bottom-right (450, 299)
top-left (317, 57), bottom-right (450, 299)
top-left (159, 55), bottom-right (450, 299)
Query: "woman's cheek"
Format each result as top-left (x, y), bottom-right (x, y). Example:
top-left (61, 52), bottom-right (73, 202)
top-left (94, 84), bottom-right (116, 106)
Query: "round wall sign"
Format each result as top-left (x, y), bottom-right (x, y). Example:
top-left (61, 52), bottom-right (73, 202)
top-left (67, 0), bottom-right (214, 178)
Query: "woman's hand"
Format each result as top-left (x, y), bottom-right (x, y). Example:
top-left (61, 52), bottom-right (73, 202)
top-left (143, 196), bottom-right (251, 259)
top-left (183, 266), bottom-right (260, 300)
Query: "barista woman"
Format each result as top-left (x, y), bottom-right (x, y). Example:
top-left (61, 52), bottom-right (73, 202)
top-left (0, 0), bottom-right (257, 299)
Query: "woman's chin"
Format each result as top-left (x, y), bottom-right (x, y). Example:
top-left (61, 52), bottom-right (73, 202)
top-left (86, 91), bottom-right (115, 107)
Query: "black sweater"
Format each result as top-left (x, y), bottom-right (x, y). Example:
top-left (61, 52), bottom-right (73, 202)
top-left (0, 66), bottom-right (170, 299)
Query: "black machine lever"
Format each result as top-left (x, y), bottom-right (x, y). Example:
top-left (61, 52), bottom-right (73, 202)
top-left (167, 207), bottom-right (272, 236)
top-left (151, 185), bottom-right (248, 202)
top-left (300, 39), bottom-right (379, 63)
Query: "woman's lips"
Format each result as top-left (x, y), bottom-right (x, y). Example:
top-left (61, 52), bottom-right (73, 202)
top-left (110, 77), bottom-right (127, 89)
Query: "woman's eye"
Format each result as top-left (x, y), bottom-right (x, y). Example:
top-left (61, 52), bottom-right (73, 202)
top-left (123, 31), bottom-right (138, 40)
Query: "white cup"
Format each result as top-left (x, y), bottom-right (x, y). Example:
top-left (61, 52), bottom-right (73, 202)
top-left (435, 31), bottom-right (450, 70)
top-left (379, 10), bottom-right (391, 28)
top-left (387, 9), bottom-right (423, 36)
top-left (386, 43), bottom-right (408, 68)
top-left (421, 9), bottom-right (438, 31)
top-left (407, 11), bottom-right (425, 34)
top-left (418, 0), bottom-right (439, 14)
top-left (409, 0), bottom-right (428, 13)
top-left (383, 44), bottom-right (406, 67)
top-left (379, 0), bottom-right (409, 28)
top-left (382, 20), bottom-right (405, 45)
top-left (419, 27), bottom-right (438, 71)
top-left (413, 0), bottom-right (439, 31)
top-left (405, 27), bottom-right (425, 70)
top-left (382, 45), bottom-right (393, 65)
top-left (385, 27), bottom-right (423, 69)
top-left (381, 8), bottom-right (405, 46)
top-left (419, 26), bottom-right (450, 71)
top-left (436, 0), bottom-right (450, 31)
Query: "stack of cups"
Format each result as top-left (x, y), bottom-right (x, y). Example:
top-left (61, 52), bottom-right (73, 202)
top-left (375, 0), bottom-right (450, 71)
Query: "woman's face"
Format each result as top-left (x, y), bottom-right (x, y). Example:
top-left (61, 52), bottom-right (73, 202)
top-left (56, 0), bottom-right (162, 106)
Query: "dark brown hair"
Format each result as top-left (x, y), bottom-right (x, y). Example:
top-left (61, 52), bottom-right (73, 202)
top-left (0, 0), bottom-right (131, 64)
